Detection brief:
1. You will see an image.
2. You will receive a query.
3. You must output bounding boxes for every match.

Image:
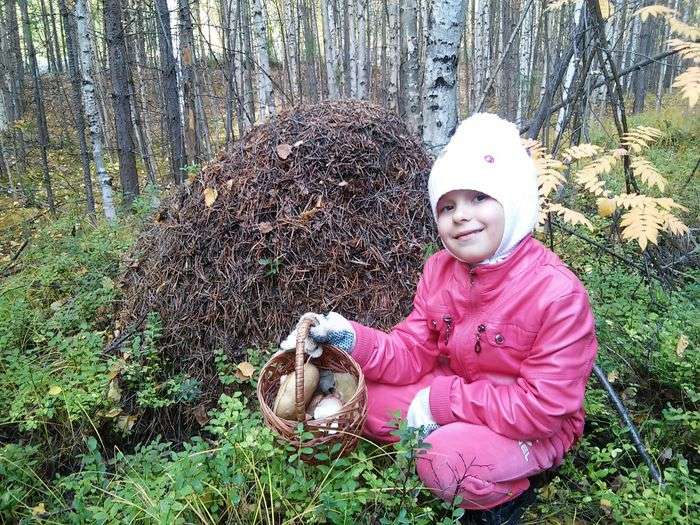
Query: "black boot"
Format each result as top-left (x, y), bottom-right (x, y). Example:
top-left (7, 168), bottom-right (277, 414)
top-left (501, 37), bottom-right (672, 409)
top-left (460, 485), bottom-right (537, 525)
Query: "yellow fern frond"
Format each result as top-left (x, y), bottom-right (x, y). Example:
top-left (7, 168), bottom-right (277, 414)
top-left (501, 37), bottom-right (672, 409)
top-left (663, 213), bottom-right (689, 237)
top-left (574, 155), bottom-right (618, 196)
top-left (622, 126), bottom-right (663, 152)
top-left (668, 17), bottom-right (700, 40)
top-left (614, 193), bottom-right (657, 209)
top-left (619, 205), bottom-right (665, 250)
top-left (546, 203), bottom-right (594, 230)
top-left (634, 5), bottom-right (676, 21)
top-left (534, 148), bottom-right (566, 198)
top-left (562, 144), bottom-right (603, 163)
top-left (522, 139), bottom-right (546, 161)
top-left (672, 66), bottom-right (700, 107)
top-left (630, 157), bottom-right (668, 191)
top-left (668, 39), bottom-right (700, 63)
top-left (654, 197), bottom-right (688, 212)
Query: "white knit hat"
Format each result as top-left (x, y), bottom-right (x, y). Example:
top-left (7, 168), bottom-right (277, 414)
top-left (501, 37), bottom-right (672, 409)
top-left (428, 113), bottom-right (539, 263)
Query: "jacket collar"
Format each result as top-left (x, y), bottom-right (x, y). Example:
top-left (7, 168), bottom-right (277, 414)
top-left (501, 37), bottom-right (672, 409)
top-left (452, 235), bottom-right (540, 292)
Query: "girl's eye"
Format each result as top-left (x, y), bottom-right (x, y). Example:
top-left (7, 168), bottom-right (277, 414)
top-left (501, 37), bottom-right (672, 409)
top-left (439, 204), bottom-right (454, 214)
top-left (474, 193), bottom-right (488, 202)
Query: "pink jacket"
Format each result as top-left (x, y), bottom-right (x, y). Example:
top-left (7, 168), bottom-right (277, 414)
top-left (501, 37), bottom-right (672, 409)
top-left (350, 235), bottom-right (597, 454)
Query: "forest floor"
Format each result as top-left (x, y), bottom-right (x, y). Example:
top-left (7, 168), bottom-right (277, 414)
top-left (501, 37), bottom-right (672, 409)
top-left (0, 101), bottom-right (698, 524)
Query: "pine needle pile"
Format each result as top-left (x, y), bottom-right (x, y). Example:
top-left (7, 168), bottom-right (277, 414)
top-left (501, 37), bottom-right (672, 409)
top-left (117, 100), bottom-right (433, 433)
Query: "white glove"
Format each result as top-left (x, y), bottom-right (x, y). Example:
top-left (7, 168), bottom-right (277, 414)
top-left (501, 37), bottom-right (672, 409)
top-left (406, 387), bottom-right (438, 436)
top-left (280, 311), bottom-right (356, 357)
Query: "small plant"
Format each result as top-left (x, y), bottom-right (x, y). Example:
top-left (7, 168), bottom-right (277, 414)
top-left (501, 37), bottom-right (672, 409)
top-left (258, 256), bottom-right (282, 277)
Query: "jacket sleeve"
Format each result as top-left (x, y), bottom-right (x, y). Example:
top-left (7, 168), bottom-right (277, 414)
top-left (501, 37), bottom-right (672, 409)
top-left (348, 256), bottom-right (441, 385)
top-left (428, 292), bottom-right (597, 440)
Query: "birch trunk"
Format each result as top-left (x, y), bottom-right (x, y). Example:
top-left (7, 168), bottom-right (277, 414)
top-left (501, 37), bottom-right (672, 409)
top-left (300, 0), bottom-right (319, 101)
top-left (59, 0), bottom-right (95, 218)
top-left (422, 0), bottom-right (467, 154)
top-left (498, 0), bottom-right (520, 120)
top-left (401, 0), bottom-right (420, 133)
top-left (555, 0), bottom-right (583, 135)
top-left (75, 0), bottom-right (116, 221)
top-left (251, 0), bottom-right (275, 119)
top-left (347, 0), bottom-right (357, 96)
top-left (386, 0), bottom-right (399, 110)
top-left (356, 0), bottom-right (369, 98)
top-left (473, 0), bottom-right (489, 108)
top-left (283, 0), bottom-right (299, 102)
top-left (321, 0), bottom-right (341, 98)
top-left (516, 0), bottom-right (534, 125)
top-left (19, 0), bottom-right (56, 215)
top-left (4, 0), bottom-right (28, 181)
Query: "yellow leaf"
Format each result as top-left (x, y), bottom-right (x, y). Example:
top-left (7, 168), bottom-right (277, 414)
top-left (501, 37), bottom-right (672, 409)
top-left (235, 361), bottom-right (256, 379)
top-left (599, 0), bottom-right (613, 20)
top-left (104, 407), bottom-right (122, 418)
top-left (225, 179), bottom-right (234, 190)
top-left (203, 187), bottom-right (218, 208)
top-left (258, 222), bottom-right (274, 234)
top-left (672, 66), bottom-right (700, 108)
top-left (32, 503), bottom-right (46, 516)
top-left (600, 498), bottom-right (613, 508)
top-left (116, 414), bottom-right (137, 433)
top-left (48, 385), bottom-right (63, 396)
top-left (607, 370), bottom-right (619, 383)
top-left (676, 335), bottom-right (689, 357)
top-left (597, 197), bottom-right (616, 218)
top-left (276, 144), bottom-right (293, 160)
top-left (107, 380), bottom-right (122, 402)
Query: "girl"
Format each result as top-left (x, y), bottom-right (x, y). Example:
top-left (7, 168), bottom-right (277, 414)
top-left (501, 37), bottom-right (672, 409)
top-left (281, 113), bottom-right (597, 523)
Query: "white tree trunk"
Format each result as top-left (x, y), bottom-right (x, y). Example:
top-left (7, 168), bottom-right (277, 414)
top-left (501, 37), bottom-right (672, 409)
top-left (422, 0), bottom-right (467, 154)
top-left (516, 0), bottom-right (534, 125)
top-left (75, 0), bottom-right (116, 222)
top-left (386, 0), bottom-right (399, 110)
top-left (347, 0), bottom-right (357, 96)
top-left (251, 0), bottom-right (275, 120)
top-left (655, 0), bottom-right (677, 110)
top-left (322, 0), bottom-right (341, 98)
top-left (401, 0), bottom-right (420, 133)
top-left (472, 0), bottom-right (489, 108)
top-left (356, 0), bottom-right (369, 98)
top-left (555, 0), bottom-right (583, 135)
top-left (284, 0), bottom-right (299, 102)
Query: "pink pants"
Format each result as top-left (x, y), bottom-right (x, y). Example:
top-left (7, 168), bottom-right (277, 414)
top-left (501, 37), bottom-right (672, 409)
top-left (363, 367), bottom-right (565, 510)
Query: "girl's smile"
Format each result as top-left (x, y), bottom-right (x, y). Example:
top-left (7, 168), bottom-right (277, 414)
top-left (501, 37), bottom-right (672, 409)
top-left (436, 189), bottom-right (505, 264)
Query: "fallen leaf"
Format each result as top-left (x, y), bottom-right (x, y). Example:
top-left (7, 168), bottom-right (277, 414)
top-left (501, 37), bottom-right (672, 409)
top-left (107, 380), bottom-right (122, 402)
top-left (48, 385), bottom-right (62, 396)
top-left (338, 181), bottom-right (349, 187)
top-left (676, 334), bottom-right (689, 357)
top-left (116, 414), bottom-right (137, 433)
top-left (258, 222), bottom-right (274, 234)
top-left (660, 447), bottom-right (673, 461)
top-left (600, 498), bottom-right (612, 509)
top-left (235, 361), bottom-right (255, 379)
top-left (225, 179), bottom-right (234, 190)
top-left (607, 370), bottom-right (619, 383)
top-left (104, 407), bottom-right (122, 418)
top-left (293, 140), bottom-right (304, 148)
top-left (276, 144), bottom-right (293, 160)
top-left (194, 405), bottom-right (209, 426)
top-left (31, 503), bottom-right (46, 516)
top-left (203, 187), bottom-right (218, 208)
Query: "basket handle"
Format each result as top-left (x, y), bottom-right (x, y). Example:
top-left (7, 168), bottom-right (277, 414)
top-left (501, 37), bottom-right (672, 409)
top-left (295, 317), bottom-right (315, 421)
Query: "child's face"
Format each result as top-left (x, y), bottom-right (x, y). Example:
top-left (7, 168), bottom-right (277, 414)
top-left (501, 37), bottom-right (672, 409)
top-left (435, 189), bottom-right (505, 264)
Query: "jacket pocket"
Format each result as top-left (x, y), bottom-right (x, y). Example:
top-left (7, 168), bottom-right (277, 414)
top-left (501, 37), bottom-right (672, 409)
top-left (480, 321), bottom-right (536, 354)
top-left (425, 308), bottom-right (454, 352)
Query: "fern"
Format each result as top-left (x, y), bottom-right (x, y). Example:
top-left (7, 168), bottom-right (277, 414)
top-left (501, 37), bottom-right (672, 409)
top-left (546, 203), bottom-right (594, 230)
top-left (673, 67), bottom-right (700, 108)
top-left (573, 154), bottom-right (618, 196)
top-left (562, 144), bottom-right (603, 163)
top-left (630, 157), bottom-right (668, 192)
top-left (667, 39), bottom-right (700, 62)
top-left (619, 205), bottom-right (666, 251)
top-left (621, 126), bottom-right (663, 153)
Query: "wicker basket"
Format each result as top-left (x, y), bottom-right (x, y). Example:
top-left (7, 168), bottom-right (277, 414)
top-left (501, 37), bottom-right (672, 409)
top-left (257, 318), bottom-right (368, 461)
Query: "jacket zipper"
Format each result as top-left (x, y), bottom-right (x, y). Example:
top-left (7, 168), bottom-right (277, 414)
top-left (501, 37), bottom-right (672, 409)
top-left (474, 323), bottom-right (486, 353)
top-left (442, 314), bottom-right (453, 344)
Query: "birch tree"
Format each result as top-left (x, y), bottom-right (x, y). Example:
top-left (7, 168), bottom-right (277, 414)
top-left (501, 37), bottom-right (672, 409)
top-left (422, 0), bottom-right (467, 154)
top-left (386, 0), bottom-right (399, 110)
top-left (58, 0), bottom-right (96, 219)
top-left (401, 0), bottom-right (420, 133)
top-left (321, 0), bottom-right (341, 98)
top-left (471, 0), bottom-right (490, 109)
top-left (555, 0), bottom-right (584, 135)
top-left (251, 0), bottom-right (275, 120)
top-left (75, 0), bottom-right (117, 221)
top-left (356, 0), bottom-right (369, 98)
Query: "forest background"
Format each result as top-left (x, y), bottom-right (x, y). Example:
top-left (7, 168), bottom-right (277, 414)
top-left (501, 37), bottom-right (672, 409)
top-left (0, 0), bottom-right (698, 522)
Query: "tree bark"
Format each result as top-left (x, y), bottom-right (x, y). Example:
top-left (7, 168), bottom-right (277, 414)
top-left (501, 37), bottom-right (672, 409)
top-left (321, 0), bottom-right (341, 98)
top-left (105, 0), bottom-right (139, 205)
top-left (386, 0), bottom-right (399, 111)
top-left (19, 0), bottom-right (56, 215)
top-left (422, 0), bottom-right (467, 154)
top-left (58, 0), bottom-right (96, 219)
top-left (75, 0), bottom-right (117, 221)
top-left (401, 0), bottom-right (420, 133)
top-left (356, 0), bottom-right (369, 98)
top-left (251, 0), bottom-right (275, 120)
top-left (155, 0), bottom-right (186, 182)
top-left (300, 0), bottom-right (319, 101)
